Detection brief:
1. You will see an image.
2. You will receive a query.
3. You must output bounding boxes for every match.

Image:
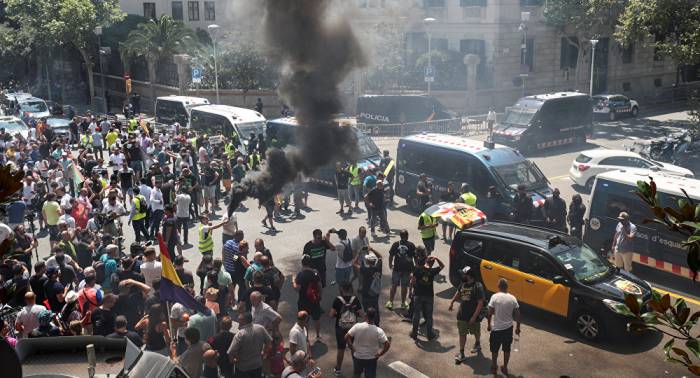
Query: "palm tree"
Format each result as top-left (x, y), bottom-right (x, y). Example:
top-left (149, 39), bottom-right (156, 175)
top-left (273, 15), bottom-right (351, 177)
top-left (119, 15), bottom-right (201, 106)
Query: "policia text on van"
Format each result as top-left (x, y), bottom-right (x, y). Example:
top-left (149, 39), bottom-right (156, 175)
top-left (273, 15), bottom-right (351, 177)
top-left (493, 92), bottom-right (592, 153)
top-left (450, 221), bottom-right (652, 340)
top-left (395, 133), bottom-right (552, 218)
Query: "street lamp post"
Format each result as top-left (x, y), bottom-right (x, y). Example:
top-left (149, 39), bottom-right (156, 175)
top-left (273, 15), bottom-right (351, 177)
top-left (95, 26), bottom-right (107, 113)
top-left (589, 39), bottom-right (599, 96)
top-left (207, 24), bottom-right (220, 104)
top-left (519, 12), bottom-right (530, 97)
top-left (423, 17), bottom-right (436, 95)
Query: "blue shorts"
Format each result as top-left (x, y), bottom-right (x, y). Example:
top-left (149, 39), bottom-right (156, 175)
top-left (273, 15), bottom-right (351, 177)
top-left (391, 270), bottom-right (411, 288)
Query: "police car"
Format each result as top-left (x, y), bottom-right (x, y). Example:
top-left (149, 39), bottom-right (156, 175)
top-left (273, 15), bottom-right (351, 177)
top-left (592, 94), bottom-right (639, 121)
top-left (450, 221), bottom-right (652, 340)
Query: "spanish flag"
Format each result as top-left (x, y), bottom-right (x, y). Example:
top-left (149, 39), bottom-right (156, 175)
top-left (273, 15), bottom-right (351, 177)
top-left (157, 233), bottom-right (211, 315)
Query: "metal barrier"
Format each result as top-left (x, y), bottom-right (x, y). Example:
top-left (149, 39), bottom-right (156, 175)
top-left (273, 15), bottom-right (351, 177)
top-left (0, 305), bottom-right (20, 338)
top-left (357, 116), bottom-right (493, 137)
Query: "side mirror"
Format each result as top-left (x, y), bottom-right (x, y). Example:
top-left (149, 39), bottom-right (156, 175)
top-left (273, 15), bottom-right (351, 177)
top-left (552, 275), bottom-right (568, 285)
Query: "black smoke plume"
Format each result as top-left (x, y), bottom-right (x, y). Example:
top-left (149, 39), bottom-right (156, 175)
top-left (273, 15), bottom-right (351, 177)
top-left (228, 0), bottom-right (366, 216)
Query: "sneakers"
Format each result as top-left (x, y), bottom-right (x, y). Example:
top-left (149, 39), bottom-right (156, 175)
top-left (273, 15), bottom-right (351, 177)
top-left (385, 301), bottom-right (394, 310)
top-left (471, 344), bottom-right (481, 353)
top-left (400, 301), bottom-right (409, 309)
top-left (334, 367), bottom-right (342, 376)
top-left (454, 352), bottom-right (466, 364)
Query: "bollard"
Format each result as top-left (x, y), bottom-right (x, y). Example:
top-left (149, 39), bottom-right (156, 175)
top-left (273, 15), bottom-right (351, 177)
top-left (87, 343), bottom-right (96, 378)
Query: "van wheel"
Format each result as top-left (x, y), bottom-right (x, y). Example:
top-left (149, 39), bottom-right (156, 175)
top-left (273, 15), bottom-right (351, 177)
top-left (608, 111), bottom-right (616, 121)
top-left (631, 106), bottom-right (638, 117)
top-left (407, 196), bottom-right (421, 214)
top-left (585, 177), bottom-right (595, 192)
top-left (575, 311), bottom-right (603, 341)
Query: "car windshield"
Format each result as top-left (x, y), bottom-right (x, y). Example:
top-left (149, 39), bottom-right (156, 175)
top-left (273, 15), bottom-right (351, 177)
top-left (21, 101), bottom-right (47, 112)
top-left (0, 119), bottom-right (27, 132)
top-left (551, 243), bottom-right (612, 283)
top-left (237, 121), bottom-right (266, 141)
top-left (492, 160), bottom-right (546, 190)
top-left (591, 96), bottom-right (607, 105)
top-left (503, 108), bottom-right (536, 126)
top-left (47, 119), bottom-right (70, 128)
top-left (357, 131), bottom-right (380, 159)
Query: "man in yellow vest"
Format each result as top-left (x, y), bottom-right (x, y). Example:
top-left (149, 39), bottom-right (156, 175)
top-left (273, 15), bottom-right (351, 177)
top-left (248, 150), bottom-right (261, 171)
top-left (418, 202), bottom-right (438, 254)
top-left (128, 187), bottom-right (149, 242)
top-left (128, 117), bottom-right (138, 133)
top-left (80, 134), bottom-right (94, 149)
top-left (348, 162), bottom-right (363, 209)
top-left (457, 183), bottom-right (477, 207)
top-left (198, 212), bottom-right (226, 256)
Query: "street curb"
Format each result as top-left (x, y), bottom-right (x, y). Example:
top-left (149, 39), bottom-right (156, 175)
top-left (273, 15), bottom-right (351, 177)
top-left (388, 361), bottom-right (430, 378)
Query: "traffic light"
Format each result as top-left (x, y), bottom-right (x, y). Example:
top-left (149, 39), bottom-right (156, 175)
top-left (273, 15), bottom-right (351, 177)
top-left (125, 78), bottom-right (132, 94)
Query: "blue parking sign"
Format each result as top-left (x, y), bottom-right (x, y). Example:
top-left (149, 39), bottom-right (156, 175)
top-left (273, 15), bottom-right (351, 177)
top-left (192, 67), bottom-right (203, 83)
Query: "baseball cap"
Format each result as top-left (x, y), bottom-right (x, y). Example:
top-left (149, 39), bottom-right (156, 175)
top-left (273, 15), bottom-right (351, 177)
top-left (47, 266), bottom-right (60, 276)
top-left (617, 212), bottom-right (629, 220)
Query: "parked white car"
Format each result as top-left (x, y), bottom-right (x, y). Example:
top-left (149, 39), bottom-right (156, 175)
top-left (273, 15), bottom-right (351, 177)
top-left (569, 149), bottom-right (694, 189)
top-left (0, 116), bottom-right (29, 139)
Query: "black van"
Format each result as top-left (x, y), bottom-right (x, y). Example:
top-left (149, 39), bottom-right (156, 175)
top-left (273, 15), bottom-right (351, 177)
top-left (356, 94), bottom-right (455, 124)
top-left (493, 92), bottom-right (592, 152)
top-left (450, 221), bottom-right (652, 340)
top-left (395, 133), bottom-right (552, 217)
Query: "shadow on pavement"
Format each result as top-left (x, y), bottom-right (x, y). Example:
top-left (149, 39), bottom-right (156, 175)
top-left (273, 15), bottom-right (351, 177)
top-left (518, 305), bottom-right (663, 354)
top-left (522, 141), bottom-right (600, 159)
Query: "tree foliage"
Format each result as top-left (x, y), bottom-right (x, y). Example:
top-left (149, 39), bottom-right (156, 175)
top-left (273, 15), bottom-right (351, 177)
top-left (365, 22), bottom-right (407, 92)
top-left (615, 178), bottom-right (700, 375)
top-left (614, 0), bottom-right (700, 65)
top-left (410, 50), bottom-right (467, 91)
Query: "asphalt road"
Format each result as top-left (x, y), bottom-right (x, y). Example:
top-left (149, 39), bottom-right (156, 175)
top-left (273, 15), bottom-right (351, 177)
top-left (23, 108), bottom-right (698, 377)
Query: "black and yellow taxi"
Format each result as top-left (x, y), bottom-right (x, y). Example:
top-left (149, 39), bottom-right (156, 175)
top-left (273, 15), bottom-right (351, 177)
top-left (449, 221), bottom-right (652, 340)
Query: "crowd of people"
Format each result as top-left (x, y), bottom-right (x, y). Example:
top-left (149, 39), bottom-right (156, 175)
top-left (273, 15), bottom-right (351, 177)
top-left (0, 103), bottom-right (535, 378)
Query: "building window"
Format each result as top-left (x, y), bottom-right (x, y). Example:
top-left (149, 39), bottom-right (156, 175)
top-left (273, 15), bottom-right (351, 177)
top-left (521, 38), bottom-right (534, 72)
top-left (143, 2), bottom-right (156, 20)
top-left (204, 1), bottom-right (215, 20)
top-left (520, 0), bottom-right (543, 5)
top-left (460, 0), bottom-right (486, 5)
top-left (621, 43), bottom-right (634, 64)
top-left (188, 1), bottom-right (199, 21)
top-left (425, 0), bottom-right (446, 7)
top-left (560, 37), bottom-right (579, 69)
top-left (172, 1), bottom-right (183, 20)
top-left (654, 78), bottom-right (662, 88)
top-left (622, 82), bottom-right (631, 92)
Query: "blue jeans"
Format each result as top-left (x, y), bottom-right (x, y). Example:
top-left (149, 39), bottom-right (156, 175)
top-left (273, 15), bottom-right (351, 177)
top-left (411, 295), bottom-right (435, 337)
top-left (150, 209), bottom-right (164, 238)
top-left (335, 266), bottom-right (352, 286)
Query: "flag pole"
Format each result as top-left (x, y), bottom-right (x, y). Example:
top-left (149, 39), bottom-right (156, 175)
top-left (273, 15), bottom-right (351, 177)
top-left (166, 300), bottom-right (174, 350)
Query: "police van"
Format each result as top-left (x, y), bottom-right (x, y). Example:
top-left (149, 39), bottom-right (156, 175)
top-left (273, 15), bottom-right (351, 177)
top-left (154, 95), bottom-right (210, 128)
top-left (265, 117), bottom-right (382, 186)
top-left (356, 94), bottom-right (455, 124)
top-left (450, 221), bottom-right (652, 340)
top-left (493, 92), bottom-right (592, 152)
top-left (395, 133), bottom-right (553, 216)
top-left (585, 169), bottom-right (700, 281)
top-left (190, 104), bottom-right (266, 147)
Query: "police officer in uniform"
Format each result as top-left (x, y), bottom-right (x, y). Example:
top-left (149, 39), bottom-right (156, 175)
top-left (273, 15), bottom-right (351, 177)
top-left (418, 203), bottom-right (438, 254)
top-left (348, 162), bottom-right (363, 209)
top-left (543, 188), bottom-right (567, 232)
top-left (128, 187), bottom-right (149, 242)
top-left (247, 150), bottom-right (261, 171)
top-left (512, 184), bottom-right (533, 224)
top-left (198, 212), bottom-right (226, 258)
top-left (457, 183), bottom-right (477, 207)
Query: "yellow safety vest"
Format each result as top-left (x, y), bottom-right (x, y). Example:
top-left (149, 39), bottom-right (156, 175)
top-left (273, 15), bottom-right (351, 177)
top-left (132, 195), bottom-right (147, 221)
top-left (460, 192), bottom-right (477, 206)
top-left (199, 225), bottom-right (214, 254)
top-left (190, 137), bottom-right (198, 148)
top-left (349, 165), bottom-right (361, 186)
top-left (80, 135), bottom-right (93, 146)
top-left (128, 119), bottom-right (138, 132)
top-left (224, 143), bottom-right (236, 159)
top-left (248, 153), bottom-right (260, 170)
top-left (419, 212), bottom-right (436, 239)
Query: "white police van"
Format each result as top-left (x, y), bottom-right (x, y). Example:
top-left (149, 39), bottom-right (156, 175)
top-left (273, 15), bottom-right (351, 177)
top-left (190, 104), bottom-right (266, 146)
top-left (154, 95), bottom-right (210, 128)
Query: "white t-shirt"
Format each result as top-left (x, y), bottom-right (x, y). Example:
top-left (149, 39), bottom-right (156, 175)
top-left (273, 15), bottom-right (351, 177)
top-left (46, 254), bottom-right (73, 270)
top-left (138, 184), bottom-right (152, 207)
top-left (488, 292), bottom-right (519, 331)
top-left (335, 240), bottom-right (353, 269)
top-left (288, 322), bottom-right (308, 354)
top-left (16, 304), bottom-right (46, 338)
top-left (347, 322), bottom-right (388, 360)
top-left (140, 260), bottom-right (163, 287)
top-left (110, 153), bottom-right (125, 167)
top-left (252, 301), bottom-right (279, 330)
top-left (175, 193), bottom-right (191, 218)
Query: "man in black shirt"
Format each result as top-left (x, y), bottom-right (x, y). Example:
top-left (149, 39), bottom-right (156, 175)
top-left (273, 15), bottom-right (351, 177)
top-left (207, 315), bottom-right (235, 378)
top-left (119, 162), bottom-right (135, 202)
top-left (334, 163), bottom-right (352, 215)
top-left (365, 181), bottom-right (389, 235)
top-left (92, 294), bottom-right (117, 336)
top-left (174, 255), bottom-right (195, 288)
top-left (302, 229), bottom-right (335, 288)
top-left (107, 315), bottom-right (143, 347)
top-left (512, 184), bottom-right (533, 224)
top-left (29, 262), bottom-right (49, 306)
top-left (387, 230), bottom-right (415, 311)
top-left (543, 188), bottom-right (567, 232)
top-left (410, 256), bottom-right (444, 340)
top-left (449, 266), bottom-right (485, 362)
top-left (43, 266), bottom-right (65, 313)
top-left (293, 255), bottom-right (323, 340)
top-left (416, 173), bottom-right (432, 209)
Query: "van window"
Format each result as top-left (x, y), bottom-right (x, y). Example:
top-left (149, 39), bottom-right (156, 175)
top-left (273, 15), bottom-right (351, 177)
top-left (191, 111), bottom-right (233, 137)
top-left (156, 100), bottom-right (188, 126)
top-left (487, 240), bottom-right (522, 269)
top-left (603, 192), bottom-right (647, 222)
top-left (520, 250), bottom-right (560, 280)
top-left (463, 238), bottom-right (484, 259)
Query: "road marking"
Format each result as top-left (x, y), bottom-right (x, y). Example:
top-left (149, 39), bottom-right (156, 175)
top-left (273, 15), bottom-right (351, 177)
top-left (548, 174), bottom-right (570, 181)
top-left (388, 361), bottom-right (430, 378)
top-left (653, 287), bottom-right (700, 307)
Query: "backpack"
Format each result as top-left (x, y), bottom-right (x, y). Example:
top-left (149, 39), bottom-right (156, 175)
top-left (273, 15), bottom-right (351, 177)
top-left (93, 260), bottom-right (106, 284)
top-left (337, 296), bottom-right (358, 330)
top-left (340, 240), bottom-right (353, 263)
top-left (305, 277), bottom-right (321, 304)
top-left (369, 271), bottom-right (382, 297)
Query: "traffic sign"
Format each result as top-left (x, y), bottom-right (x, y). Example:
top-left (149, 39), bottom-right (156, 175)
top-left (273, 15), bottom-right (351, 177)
top-left (424, 65), bottom-right (435, 83)
top-left (192, 67), bottom-right (203, 84)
